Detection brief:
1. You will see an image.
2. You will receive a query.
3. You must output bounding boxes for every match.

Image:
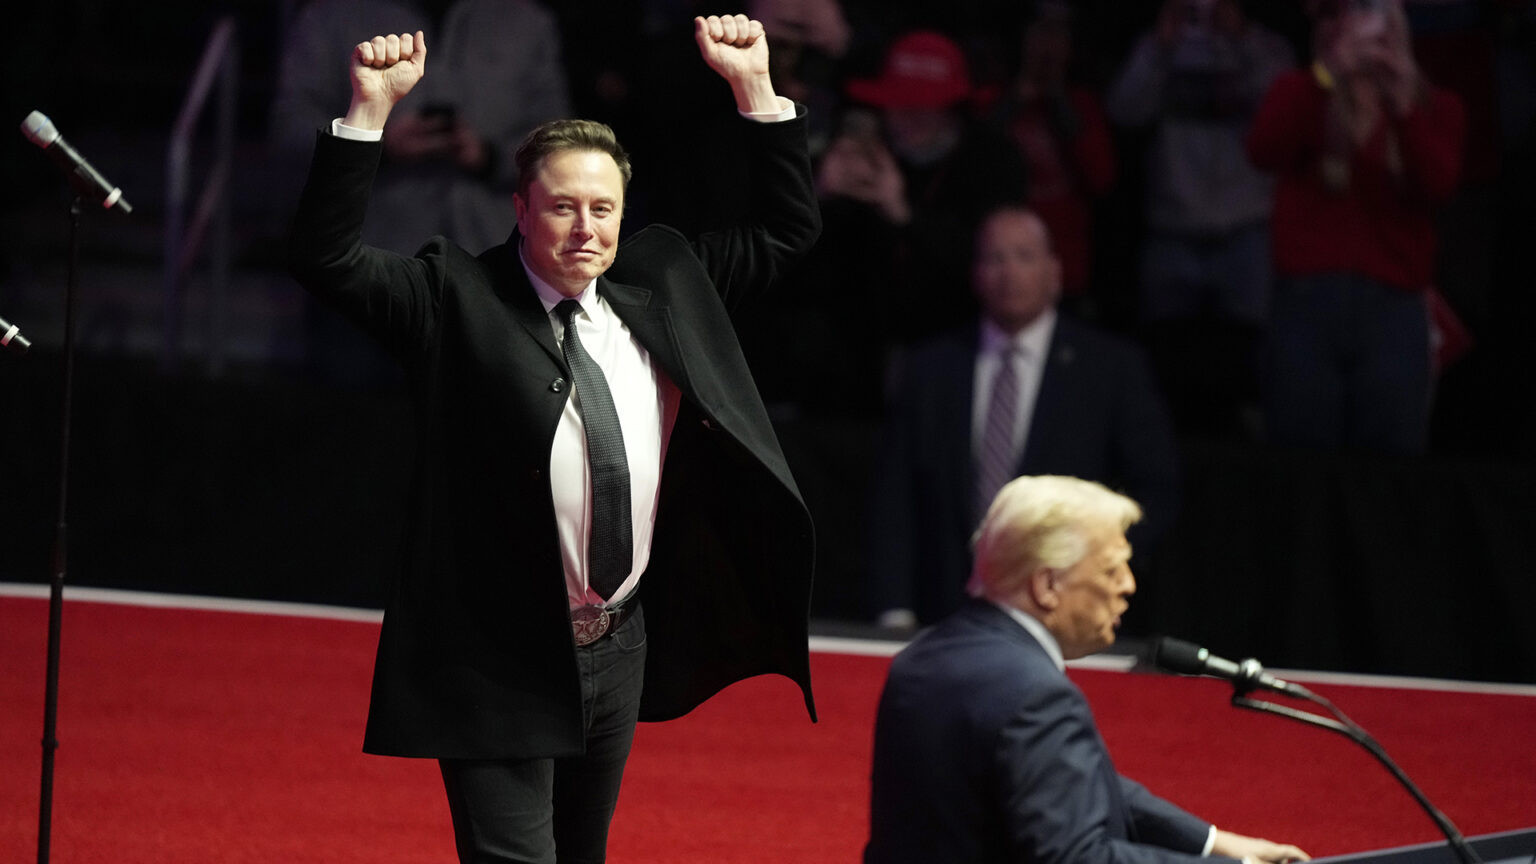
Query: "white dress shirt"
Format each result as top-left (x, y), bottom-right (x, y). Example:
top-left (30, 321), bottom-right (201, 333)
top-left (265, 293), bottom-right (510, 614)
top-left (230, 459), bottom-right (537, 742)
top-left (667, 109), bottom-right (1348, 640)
top-left (525, 266), bottom-right (680, 610)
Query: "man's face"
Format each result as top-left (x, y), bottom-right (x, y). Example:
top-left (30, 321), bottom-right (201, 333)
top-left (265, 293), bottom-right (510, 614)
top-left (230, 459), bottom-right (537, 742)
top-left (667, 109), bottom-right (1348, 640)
top-left (1048, 523), bottom-right (1135, 660)
top-left (881, 105), bottom-right (958, 164)
top-left (513, 149), bottom-right (624, 297)
top-left (972, 210), bottom-right (1061, 333)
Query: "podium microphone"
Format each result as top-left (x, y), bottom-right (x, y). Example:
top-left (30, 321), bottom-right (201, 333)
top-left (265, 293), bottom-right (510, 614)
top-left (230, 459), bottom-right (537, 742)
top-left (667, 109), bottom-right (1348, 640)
top-left (20, 110), bottom-right (133, 213)
top-left (1154, 636), bottom-right (1484, 864)
top-left (1151, 637), bottom-right (1309, 698)
top-left (0, 315), bottom-right (30, 354)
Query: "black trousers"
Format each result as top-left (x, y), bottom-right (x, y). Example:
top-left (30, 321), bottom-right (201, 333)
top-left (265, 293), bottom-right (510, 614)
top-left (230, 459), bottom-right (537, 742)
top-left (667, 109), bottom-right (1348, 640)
top-left (439, 605), bottom-right (647, 864)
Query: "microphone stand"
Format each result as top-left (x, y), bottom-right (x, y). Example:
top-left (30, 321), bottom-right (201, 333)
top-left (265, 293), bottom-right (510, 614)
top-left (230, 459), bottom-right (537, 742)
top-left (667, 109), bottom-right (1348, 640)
top-left (1229, 679), bottom-right (1482, 864)
top-left (37, 195), bottom-right (84, 864)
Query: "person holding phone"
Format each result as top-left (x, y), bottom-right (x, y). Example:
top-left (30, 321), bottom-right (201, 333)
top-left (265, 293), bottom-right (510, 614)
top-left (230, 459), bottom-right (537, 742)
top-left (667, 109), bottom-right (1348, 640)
top-left (1246, 0), bottom-right (1465, 454)
top-left (269, 0), bottom-right (574, 388)
top-left (271, 0), bottom-right (572, 258)
top-left (1105, 0), bottom-right (1295, 441)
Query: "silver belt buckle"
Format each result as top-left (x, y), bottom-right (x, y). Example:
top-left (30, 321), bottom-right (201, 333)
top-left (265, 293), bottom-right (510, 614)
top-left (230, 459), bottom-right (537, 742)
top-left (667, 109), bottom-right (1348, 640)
top-left (571, 604), bottom-right (611, 647)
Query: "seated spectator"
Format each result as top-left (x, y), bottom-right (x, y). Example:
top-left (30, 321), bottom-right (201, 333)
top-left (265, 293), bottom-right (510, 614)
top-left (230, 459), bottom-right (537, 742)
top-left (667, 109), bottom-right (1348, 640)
top-left (865, 205), bottom-right (1179, 630)
top-left (1246, 0), bottom-right (1465, 455)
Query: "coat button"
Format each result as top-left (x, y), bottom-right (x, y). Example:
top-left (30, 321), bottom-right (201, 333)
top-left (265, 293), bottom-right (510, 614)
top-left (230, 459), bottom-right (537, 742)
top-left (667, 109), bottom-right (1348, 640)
top-left (551, 378), bottom-right (566, 393)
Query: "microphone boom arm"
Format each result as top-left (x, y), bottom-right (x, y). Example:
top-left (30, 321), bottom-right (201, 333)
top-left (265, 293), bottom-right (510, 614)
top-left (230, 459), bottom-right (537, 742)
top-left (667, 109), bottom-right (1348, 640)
top-left (1230, 688), bottom-right (1482, 864)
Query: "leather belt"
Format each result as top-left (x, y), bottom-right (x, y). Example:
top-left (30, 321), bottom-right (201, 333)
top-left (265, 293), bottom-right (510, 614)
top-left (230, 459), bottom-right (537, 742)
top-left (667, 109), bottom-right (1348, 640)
top-left (570, 603), bottom-right (633, 647)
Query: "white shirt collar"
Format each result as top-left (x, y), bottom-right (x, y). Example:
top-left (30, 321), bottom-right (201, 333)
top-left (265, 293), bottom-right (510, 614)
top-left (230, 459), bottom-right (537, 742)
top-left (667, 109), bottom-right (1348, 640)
top-left (979, 308), bottom-right (1056, 359)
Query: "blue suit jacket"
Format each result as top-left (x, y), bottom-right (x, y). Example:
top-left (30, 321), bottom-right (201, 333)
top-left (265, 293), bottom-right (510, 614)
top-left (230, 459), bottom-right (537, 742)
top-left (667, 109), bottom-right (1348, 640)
top-left (866, 317), bottom-right (1179, 623)
top-left (865, 600), bottom-right (1221, 864)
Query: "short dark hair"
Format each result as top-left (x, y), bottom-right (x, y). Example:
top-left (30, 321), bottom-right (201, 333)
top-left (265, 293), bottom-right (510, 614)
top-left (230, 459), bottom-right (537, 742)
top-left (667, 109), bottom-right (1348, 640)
top-left (514, 119), bottom-right (632, 198)
top-left (975, 203), bottom-right (1056, 254)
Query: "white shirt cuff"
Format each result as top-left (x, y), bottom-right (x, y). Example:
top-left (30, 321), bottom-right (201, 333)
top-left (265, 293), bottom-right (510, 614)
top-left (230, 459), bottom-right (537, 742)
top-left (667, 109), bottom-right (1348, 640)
top-left (739, 97), bottom-right (796, 123)
top-left (331, 118), bottom-right (383, 141)
top-left (333, 100), bottom-right (792, 142)
top-left (1203, 825), bottom-right (1218, 856)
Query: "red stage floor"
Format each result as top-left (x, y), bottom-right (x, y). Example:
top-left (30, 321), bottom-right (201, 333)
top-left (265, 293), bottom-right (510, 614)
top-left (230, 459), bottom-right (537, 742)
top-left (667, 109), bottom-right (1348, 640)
top-left (3, 585), bottom-right (1533, 863)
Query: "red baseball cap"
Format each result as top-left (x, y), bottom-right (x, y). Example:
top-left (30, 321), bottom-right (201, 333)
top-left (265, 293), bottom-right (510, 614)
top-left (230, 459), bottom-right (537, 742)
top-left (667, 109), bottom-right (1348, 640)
top-left (846, 31), bottom-right (972, 109)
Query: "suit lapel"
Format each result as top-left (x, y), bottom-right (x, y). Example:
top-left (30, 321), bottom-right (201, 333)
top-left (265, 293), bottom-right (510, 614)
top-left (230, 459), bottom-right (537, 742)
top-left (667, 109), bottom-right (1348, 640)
top-left (944, 333), bottom-right (981, 530)
top-left (1019, 320), bottom-right (1077, 472)
top-left (482, 238), bottom-right (563, 367)
top-left (968, 597), bottom-right (1139, 839)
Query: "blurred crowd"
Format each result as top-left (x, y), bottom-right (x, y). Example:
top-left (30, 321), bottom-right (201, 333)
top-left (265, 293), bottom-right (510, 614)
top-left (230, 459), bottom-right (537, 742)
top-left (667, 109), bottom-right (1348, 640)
top-left (254, 0), bottom-right (1527, 625)
top-left (5, 0), bottom-right (1530, 623)
top-left (245, 0), bottom-right (1531, 458)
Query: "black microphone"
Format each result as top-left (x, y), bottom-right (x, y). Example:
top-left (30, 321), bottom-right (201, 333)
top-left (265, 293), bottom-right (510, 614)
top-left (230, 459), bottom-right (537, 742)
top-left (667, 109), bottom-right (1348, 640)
top-left (20, 111), bottom-right (133, 213)
top-left (1152, 637), bottom-right (1308, 697)
top-left (0, 314), bottom-right (30, 354)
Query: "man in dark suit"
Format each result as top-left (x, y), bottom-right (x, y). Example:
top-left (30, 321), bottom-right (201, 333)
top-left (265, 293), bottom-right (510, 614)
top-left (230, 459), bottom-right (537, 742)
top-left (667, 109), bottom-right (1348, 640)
top-left (867, 205), bottom-right (1179, 629)
top-left (865, 475), bottom-right (1309, 864)
top-left (287, 15), bottom-right (819, 863)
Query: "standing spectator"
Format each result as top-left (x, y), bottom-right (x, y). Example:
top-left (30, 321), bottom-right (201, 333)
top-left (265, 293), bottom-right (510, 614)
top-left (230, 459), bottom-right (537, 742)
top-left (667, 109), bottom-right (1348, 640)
top-left (824, 29), bottom-right (1031, 343)
top-left (989, 0), bottom-right (1117, 313)
top-left (865, 205), bottom-right (1178, 630)
top-left (1247, 0), bottom-right (1465, 454)
top-left (749, 0), bottom-right (854, 154)
top-left (270, 0), bottom-right (571, 387)
top-left (1107, 0), bottom-right (1294, 439)
top-left (739, 29), bottom-right (1030, 415)
top-left (271, 0), bottom-right (571, 257)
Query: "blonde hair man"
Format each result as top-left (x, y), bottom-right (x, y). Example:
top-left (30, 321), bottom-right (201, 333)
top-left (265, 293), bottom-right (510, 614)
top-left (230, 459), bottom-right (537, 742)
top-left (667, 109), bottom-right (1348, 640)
top-left (867, 475), bottom-right (1308, 864)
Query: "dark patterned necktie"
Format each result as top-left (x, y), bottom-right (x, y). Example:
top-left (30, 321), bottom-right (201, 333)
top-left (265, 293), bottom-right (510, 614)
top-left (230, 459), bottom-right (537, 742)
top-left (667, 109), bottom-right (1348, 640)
top-left (555, 299), bottom-right (632, 601)
top-left (975, 346), bottom-right (1020, 521)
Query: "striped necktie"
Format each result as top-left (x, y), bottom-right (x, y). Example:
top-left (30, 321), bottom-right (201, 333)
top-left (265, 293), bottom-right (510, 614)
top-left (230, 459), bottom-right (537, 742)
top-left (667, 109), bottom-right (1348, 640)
top-left (975, 346), bottom-right (1020, 521)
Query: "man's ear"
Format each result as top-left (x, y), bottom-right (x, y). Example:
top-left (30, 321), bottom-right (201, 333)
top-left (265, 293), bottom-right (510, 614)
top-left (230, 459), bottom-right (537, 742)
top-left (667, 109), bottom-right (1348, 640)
top-left (1027, 567), bottom-right (1059, 612)
top-left (1046, 257), bottom-right (1064, 304)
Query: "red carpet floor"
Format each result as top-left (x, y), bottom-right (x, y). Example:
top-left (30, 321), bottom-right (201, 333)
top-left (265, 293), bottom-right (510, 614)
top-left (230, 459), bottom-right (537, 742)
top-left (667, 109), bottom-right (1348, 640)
top-left (3, 587), bottom-right (1534, 863)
